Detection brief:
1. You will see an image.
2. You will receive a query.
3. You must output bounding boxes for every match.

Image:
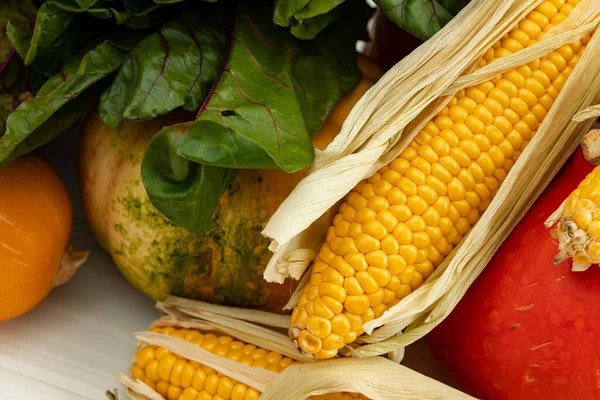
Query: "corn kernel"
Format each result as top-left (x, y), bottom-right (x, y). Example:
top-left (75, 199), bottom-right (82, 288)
top-left (360, 183), bottom-right (375, 199)
top-left (448, 177), bottom-right (466, 201)
top-left (306, 286), bottom-right (320, 303)
top-left (356, 271), bottom-right (379, 294)
top-left (319, 282), bottom-right (347, 303)
top-left (399, 266), bottom-right (416, 284)
top-left (458, 140), bottom-right (480, 160)
top-left (382, 169), bottom-right (402, 186)
top-left (406, 215), bottom-right (427, 232)
top-left (412, 156), bottom-right (432, 175)
top-left (167, 386), bottom-right (182, 400)
top-left (418, 144), bottom-right (439, 164)
top-left (368, 267), bottom-right (392, 287)
top-left (439, 217), bottom-right (453, 235)
top-left (307, 316), bottom-right (332, 339)
top-left (399, 244), bottom-right (418, 265)
top-left (398, 177), bottom-right (418, 197)
top-left (381, 234), bottom-right (400, 255)
top-left (450, 147), bottom-right (471, 168)
top-left (396, 284), bottom-right (412, 299)
top-left (388, 255), bottom-right (407, 275)
top-left (365, 250), bottom-right (389, 268)
top-left (407, 195), bottom-right (429, 215)
top-left (465, 115), bottom-right (485, 136)
top-left (344, 276), bottom-right (364, 296)
top-left (453, 123), bottom-right (473, 141)
top-left (388, 187), bottom-right (407, 205)
top-left (298, 330), bottom-right (322, 354)
top-left (344, 295), bottom-right (370, 315)
top-left (433, 197), bottom-right (450, 217)
top-left (158, 355), bottom-right (177, 382)
top-left (322, 333), bottom-right (345, 351)
top-left (356, 231), bottom-right (380, 254)
top-left (321, 296), bottom-right (344, 315)
top-left (367, 288), bottom-right (385, 307)
top-left (412, 232), bottom-right (431, 249)
top-left (322, 267), bottom-right (344, 286)
top-left (386, 275), bottom-right (402, 291)
top-left (409, 272), bottom-right (424, 290)
top-left (329, 236), bottom-right (343, 253)
top-left (416, 248), bottom-right (429, 263)
top-left (343, 253), bottom-right (367, 272)
top-left (422, 206), bottom-right (441, 226)
top-left (439, 155), bottom-right (460, 176)
top-left (376, 211), bottom-right (399, 232)
top-left (137, 347), bottom-right (155, 369)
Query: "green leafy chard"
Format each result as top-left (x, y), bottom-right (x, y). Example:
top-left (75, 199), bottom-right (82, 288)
top-left (0, 0), bottom-right (369, 234)
top-left (99, 12), bottom-right (228, 128)
top-left (141, 2), bottom-right (367, 233)
top-left (273, 0), bottom-right (346, 40)
top-left (375, 0), bottom-right (470, 40)
top-left (0, 41), bottom-right (126, 165)
top-left (0, 0), bottom-right (45, 133)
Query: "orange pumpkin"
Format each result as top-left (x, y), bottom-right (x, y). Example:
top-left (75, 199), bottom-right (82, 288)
top-left (0, 154), bottom-right (87, 321)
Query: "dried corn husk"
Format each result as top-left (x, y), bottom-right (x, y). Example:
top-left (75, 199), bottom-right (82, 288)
top-left (119, 297), bottom-right (474, 400)
top-left (573, 105), bottom-right (600, 122)
top-left (262, 0), bottom-right (600, 362)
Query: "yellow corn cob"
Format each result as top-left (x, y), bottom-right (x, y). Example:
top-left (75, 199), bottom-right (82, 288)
top-left (290, 0), bottom-right (591, 359)
top-left (131, 326), bottom-right (368, 400)
top-left (556, 163), bottom-right (600, 270)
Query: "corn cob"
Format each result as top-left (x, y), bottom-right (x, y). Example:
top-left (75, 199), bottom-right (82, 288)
top-left (290, 0), bottom-right (591, 359)
top-left (131, 326), bottom-right (368, 400)
top-left (555, 161), bottom-right (600, 270)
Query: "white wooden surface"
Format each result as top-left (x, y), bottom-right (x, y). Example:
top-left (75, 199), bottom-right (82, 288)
top-left (0, 128), bottom-right (458, 399)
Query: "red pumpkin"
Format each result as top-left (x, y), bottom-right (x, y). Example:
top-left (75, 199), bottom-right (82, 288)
top-left (429, 150), bottom-right (600, 400)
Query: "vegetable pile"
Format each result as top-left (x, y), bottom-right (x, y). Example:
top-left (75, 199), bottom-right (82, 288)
top-left (0, 0), bottom-right (368, 233)
top-left (0, 0), bottom-right (469, 235)
top-left (6, 0), bottom-right (600, 399)
top-left (0, 0), bottom-right (470, 311)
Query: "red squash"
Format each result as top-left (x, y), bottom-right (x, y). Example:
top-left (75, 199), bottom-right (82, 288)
top-left (428, 150), bottom-right (600, 400)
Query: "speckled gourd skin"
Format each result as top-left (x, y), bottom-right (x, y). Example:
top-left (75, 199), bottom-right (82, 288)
top-left (79, 111), bottom-right (299, 311)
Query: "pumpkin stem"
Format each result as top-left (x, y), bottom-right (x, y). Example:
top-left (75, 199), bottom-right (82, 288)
top-left (582, 129), bottom-right (600, 165)
top-left (54, 245), bottom-right (89, 287)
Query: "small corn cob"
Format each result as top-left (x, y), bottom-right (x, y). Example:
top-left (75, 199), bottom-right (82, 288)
top-left (131, 326), bottom-right (368, 400)
top-left (290, 0), bottom-right (591, 359)
top-left (555, 163), bottom-right (600, 270)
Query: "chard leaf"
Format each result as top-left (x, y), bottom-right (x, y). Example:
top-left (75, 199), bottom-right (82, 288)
top-left (99, 12), bottom-right (227, 127)
top-left (45, 0), bottom-right (112, 18)
top-left (74, 0), bottom-right (99, 9)
top-left (0, 0), bottom-right (37, 61)
top-left (123, 0), bottom-right (162, 15)
top-left (0, 57), bottom-right (45, 134)
top-left (6, 22), bottom-right (34, 59)
top-left (12, 80), bottom-right (103, 157)
top-left (0, 0), bottom-right (45, 133)
top-left (375, 0), bottom-right (470, 40)
top-left (10, 1), bottom-right (102, 77)
top-left (141, 2), bottom-right (366, 233)
top-left (24, 2), bottom-right (76, 65)
top-left (273, 0), bottom-right (346, 40)
top-left (0, 41), bottom-right (127, 165)
top-left (143, 131), bottom-right (238, 232)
